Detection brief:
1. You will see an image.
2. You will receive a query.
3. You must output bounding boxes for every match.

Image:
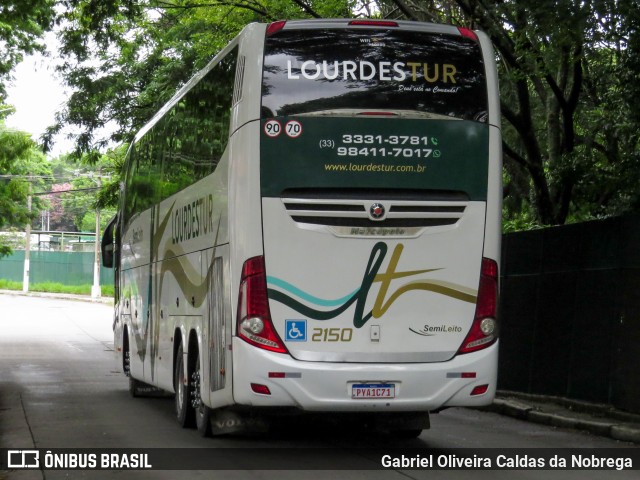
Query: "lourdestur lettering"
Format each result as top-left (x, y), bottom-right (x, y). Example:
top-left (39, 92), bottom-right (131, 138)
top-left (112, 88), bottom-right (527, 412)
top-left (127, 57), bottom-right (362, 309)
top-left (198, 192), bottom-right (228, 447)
top-left (287, 60), bottom-right (457, 83)
top-left (172, 194), bottom-right (214, 244)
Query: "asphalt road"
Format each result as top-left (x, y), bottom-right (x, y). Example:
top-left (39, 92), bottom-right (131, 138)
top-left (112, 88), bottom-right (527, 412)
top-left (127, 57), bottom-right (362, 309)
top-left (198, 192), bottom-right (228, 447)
top-left (0, 293), bottom-right (637, 479)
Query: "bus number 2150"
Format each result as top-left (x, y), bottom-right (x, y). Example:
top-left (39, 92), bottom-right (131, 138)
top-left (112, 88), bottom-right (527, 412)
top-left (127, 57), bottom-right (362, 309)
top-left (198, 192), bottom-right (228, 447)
top-left (311, 327), bottom-right (353, 342)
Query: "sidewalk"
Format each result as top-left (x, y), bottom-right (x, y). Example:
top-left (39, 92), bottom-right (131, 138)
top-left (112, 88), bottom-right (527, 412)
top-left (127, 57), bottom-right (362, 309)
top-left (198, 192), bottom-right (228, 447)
top-left (488, 390), bottom-right (640, 444)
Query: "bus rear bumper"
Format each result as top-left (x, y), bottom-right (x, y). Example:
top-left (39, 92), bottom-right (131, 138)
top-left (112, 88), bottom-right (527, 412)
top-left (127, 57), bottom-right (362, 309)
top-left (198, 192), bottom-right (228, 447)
top-left (231, 338), bottom-right (498, 412)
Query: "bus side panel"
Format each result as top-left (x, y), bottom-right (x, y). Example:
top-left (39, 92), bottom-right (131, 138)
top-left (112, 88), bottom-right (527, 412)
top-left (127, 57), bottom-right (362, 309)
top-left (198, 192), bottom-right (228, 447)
top-left (200, 245), bottom-right (235, 409)
top-left (227, 119), bottom-right (264, 335)
top-left (119, 207), bottom-right (154, 383)
top-left (151, 164), bottom-right (231, 392)
top-left (153, 250), bottom-right (203, 392)
top-left (478, 30), bottom-right (502, 265)
top-left (483, 126), bottom-right (502, 262)
top-left (226, 22), bottom-right (266, 310)
top-left (121, 265), bottom-right (151, 383)
top-left (478, 31), bottom-right (501, 129)
top-left (231, 23), bottom-right (264, 131)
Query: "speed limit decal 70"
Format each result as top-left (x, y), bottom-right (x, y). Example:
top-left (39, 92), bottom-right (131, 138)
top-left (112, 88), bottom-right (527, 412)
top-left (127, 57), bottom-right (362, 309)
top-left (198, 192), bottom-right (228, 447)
top-left (285, 120), bottom-right (302, 138)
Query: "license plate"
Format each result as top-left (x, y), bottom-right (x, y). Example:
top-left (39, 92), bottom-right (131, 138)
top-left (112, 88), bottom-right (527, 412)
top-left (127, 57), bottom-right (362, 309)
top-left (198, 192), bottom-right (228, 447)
top-left (351, 383), bottom-right (395, 399)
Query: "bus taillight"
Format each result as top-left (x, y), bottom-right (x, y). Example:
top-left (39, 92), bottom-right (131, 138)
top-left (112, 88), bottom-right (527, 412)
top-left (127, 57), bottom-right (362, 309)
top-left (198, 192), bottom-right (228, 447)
top-left (457, 27), bottom-right (479, 42)
top-left (458, 258), bottom-right (498, 354)
top-left (266, 21), bottom-right (286, 36)
top-left (348, 20), bottom-right (399, 28)
top-left (237, 256), bottom-right (288, 354)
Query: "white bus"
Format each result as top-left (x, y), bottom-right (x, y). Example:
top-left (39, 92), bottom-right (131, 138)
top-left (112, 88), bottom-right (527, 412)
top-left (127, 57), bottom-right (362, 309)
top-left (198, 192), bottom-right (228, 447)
top-left (102, 18), bottom-right (502, 437)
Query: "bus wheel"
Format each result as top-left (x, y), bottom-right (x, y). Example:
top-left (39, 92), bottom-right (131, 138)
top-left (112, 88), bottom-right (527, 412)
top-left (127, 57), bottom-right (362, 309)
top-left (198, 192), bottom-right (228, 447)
top-left (193, 355), bottom-right (212, 437)
top-left (125, 335), bottom-right (142, 397)
top-left (123, 332), bottom-right (130, 377)
top-left (174, 342), bottom-right (195, 428)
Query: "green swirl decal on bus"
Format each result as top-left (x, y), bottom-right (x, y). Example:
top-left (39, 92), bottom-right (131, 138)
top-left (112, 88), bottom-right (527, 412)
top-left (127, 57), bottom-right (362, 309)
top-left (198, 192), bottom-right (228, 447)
top-left (267, 242), bottom-right (477, 328)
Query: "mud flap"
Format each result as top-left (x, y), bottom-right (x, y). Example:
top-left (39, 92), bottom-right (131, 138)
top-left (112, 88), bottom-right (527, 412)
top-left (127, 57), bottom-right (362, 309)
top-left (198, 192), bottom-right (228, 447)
top-left (208, 408), bottom-right (270, 435)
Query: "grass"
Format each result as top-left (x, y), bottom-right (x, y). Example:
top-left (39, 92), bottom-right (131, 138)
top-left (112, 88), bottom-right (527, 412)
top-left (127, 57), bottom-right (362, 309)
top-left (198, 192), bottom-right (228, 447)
top-left (0, 279), bottom-right (114, 297)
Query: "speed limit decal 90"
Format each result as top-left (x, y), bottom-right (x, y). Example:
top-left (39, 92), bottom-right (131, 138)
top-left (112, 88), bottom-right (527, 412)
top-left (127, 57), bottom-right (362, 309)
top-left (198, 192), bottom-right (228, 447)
top-left (264, 119), bottom-right (303, 138)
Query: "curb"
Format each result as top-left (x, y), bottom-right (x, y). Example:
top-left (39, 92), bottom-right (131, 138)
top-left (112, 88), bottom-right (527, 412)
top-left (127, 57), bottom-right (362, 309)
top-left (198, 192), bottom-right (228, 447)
top-left (0, 289), bottom-right (113, 305)
top-left (487, 397), bottom-right (640, 444)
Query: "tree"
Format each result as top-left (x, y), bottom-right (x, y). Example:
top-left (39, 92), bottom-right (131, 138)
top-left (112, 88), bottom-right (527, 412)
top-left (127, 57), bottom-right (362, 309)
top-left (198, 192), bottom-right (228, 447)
top-left (0, 1), bottom-right (56, 98)
top-left (8, 1), bottom-right (639, 229)
top-left (54, 150), bottom-right (120, 230)
top-left (93, 144), bottom-right (126, 210)
top-left (0, 107), bottom-right (51, 256)
top-left (43, 0), bottom-right (355, 158)
top-left (376, 0), bottom-right (640, 227)
top-left (45, 183), bottom-right (77, 231)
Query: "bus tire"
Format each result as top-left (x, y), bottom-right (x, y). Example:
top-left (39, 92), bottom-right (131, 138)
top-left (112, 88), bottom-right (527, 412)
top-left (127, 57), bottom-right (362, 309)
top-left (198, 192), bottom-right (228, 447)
top-left (122, 330), bottom-right (131, 377)
top-left (194, 356), bottom-right (212, 437)
top-left (174, 342), bottom-right (195, 428)
top-left (124, 333), bottom-right (142, 397)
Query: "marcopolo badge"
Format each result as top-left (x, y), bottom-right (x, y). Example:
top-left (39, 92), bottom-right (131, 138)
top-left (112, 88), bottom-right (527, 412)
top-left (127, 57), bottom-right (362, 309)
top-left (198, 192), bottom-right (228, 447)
top-left (369, 203), bottom-right (386, 220)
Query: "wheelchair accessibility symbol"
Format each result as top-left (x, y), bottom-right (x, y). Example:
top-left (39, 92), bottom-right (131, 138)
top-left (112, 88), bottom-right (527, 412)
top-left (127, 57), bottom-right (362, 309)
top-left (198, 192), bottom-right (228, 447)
top-left (285, 320), bottom-right (307, 342)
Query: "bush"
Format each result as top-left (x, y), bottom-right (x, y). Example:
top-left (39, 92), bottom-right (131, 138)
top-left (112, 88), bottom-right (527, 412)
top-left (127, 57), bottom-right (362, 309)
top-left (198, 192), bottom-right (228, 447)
top-left (0, 279), bottom-right (114, 297)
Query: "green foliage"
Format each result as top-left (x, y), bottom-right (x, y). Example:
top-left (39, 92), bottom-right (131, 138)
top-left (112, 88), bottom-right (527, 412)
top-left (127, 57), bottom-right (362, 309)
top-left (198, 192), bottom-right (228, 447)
top-left (0, 279), bottom-right (115, 297)
top-left (45, 0), bottom-right (355, 157)
top-left (0, 0), bottom-right (55, 96)
top-left (94, 144), bottom-right (126, 210)
top-left (502, 207), bottom-right (541, 234)
top-left (0, 279), bottom-right (22, 290)
top-left (4, 0), bottom-right (638, 233)
top-left (58, 150), bottom-right (119, 231)
top-left (377, 1), bottom-right (640, 230)
top-left (0, 115), bottom-right (52, 256)
top-left (79, 209), bottom-right (118, 233)
top-left (0, 121), bottom-right (33, 171)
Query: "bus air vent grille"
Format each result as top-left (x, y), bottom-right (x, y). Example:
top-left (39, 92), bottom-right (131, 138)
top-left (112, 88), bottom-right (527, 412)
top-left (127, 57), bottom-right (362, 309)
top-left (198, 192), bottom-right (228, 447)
top-left (282, 198), bottom-right (467, 229)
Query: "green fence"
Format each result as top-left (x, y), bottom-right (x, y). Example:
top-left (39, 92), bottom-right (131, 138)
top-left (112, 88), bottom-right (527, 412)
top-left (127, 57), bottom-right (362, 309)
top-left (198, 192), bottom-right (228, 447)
top-left (0, 250), bottom-right (114, 286)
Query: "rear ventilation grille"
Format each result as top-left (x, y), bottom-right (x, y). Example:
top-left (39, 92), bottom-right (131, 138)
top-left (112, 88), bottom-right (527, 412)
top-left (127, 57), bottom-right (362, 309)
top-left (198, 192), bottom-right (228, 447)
top-left (282, 197), bottom-right (467, 229)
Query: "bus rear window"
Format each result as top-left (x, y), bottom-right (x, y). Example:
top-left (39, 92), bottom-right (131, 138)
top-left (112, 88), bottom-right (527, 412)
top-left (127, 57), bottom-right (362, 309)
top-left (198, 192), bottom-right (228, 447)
top-left (262, 28), bottom-right (488, 122)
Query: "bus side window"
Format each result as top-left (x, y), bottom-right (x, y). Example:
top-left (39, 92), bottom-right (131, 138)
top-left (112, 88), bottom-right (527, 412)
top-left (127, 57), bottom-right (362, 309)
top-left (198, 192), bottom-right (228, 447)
top-left (161, 47), bottom-right (238, 200)
top-left (122, 145), bottom-right (138, 225)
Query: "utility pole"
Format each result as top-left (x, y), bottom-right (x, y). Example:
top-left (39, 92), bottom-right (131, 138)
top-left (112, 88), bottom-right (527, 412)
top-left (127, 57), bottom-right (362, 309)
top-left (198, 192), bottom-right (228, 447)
top-left (91, 171), bottom-right (102, 299)
top-left (23, 190), bottom-right (31, 292)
